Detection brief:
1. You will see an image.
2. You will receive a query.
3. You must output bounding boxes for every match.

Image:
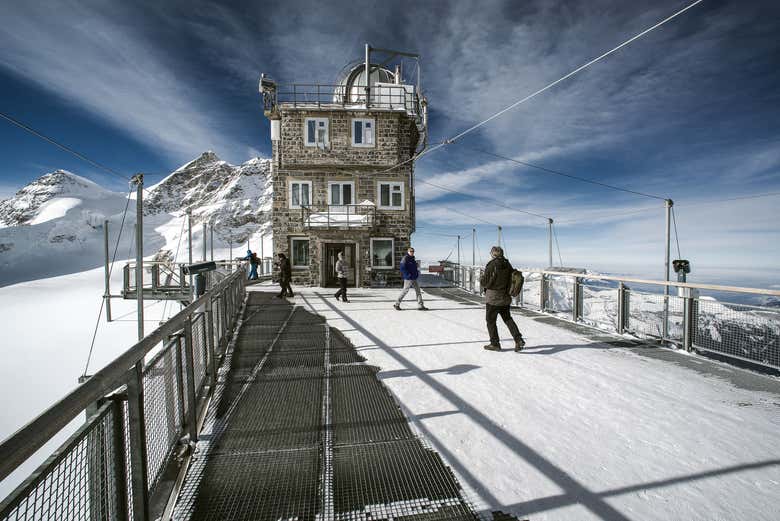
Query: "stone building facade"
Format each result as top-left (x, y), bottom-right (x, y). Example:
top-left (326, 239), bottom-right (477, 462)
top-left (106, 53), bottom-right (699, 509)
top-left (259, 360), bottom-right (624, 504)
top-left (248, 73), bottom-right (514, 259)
top-left (262, 65), bottom-right (426, 288)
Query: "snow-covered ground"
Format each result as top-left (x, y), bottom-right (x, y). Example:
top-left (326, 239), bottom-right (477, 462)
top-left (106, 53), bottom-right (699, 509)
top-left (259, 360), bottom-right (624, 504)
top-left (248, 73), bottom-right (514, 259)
top-left (292, 285), bottom-right (780, 521)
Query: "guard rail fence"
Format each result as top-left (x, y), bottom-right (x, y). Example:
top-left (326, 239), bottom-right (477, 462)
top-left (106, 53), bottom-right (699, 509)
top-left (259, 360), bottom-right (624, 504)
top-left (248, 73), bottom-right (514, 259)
top-left (0, 265), bottom-right (248, 520)
top-left (455, 266), bottom-right (780, 371)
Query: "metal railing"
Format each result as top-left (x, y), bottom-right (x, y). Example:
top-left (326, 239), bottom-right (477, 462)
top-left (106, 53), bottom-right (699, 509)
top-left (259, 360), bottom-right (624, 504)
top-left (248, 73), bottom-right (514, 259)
top-left (300, 204), bottom-right (376, 229)
top-left (0, 267), bottom-right (247, 520)
top-left (122, 260), bottom-right (244, 300)
top-left (456, 266), bottom-right (780, 371)
top-left (273, 83), bottom-right (422, 116)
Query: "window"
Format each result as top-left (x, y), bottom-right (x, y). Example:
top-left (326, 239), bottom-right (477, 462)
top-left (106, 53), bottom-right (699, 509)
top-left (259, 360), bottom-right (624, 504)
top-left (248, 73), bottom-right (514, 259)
top-left (289, 180), bottom-right (312, 209)
top-left (352, 118), bottom-right (375, 147)
top-left (377, 182), bottom-right (404, 210)
top-left (305, 118), bottom-right (329, 147)
top-left (370, 238), bottom-right (394, 269)
top-left (291, 238), bottom-right (309, 268)
top-left (328, 181), bottom-right (354, 206)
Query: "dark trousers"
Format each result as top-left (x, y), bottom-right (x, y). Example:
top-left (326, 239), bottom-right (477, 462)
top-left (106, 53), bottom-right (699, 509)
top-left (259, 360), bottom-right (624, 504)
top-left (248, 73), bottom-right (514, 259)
top-left (279, 279), bottom-right (293, 297)
top-left (334, 277), bottom-right (348, 300)
top-left (486, 304), bottom-right (521, 346)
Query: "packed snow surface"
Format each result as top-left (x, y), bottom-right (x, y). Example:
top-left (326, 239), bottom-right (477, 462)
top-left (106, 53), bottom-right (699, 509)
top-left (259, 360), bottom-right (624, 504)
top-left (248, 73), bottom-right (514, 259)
top-left (292, 286), bottom-right (780, 521)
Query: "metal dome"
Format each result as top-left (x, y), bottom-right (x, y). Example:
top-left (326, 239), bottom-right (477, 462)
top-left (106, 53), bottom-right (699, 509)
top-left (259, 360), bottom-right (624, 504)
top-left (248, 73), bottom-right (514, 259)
top-left (334, 63), bottom-right (396, 103)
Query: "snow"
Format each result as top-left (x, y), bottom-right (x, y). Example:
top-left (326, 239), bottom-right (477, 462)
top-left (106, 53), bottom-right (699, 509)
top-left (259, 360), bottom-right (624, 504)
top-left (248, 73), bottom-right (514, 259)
top-left (291, 285), bottom-right (780, 521)
top-left (27, 197), bottom-right (82, 224)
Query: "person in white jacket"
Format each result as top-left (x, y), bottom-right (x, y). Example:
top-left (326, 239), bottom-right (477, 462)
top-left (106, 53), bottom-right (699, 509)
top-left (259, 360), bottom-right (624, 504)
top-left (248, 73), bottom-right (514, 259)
top-left (334, 252), bottom-right (349, 302)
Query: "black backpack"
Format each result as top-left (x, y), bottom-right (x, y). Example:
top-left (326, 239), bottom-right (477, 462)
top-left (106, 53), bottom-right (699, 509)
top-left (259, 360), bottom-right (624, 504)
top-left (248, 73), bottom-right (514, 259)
top-left (509, 269), bottom-right (524, 297)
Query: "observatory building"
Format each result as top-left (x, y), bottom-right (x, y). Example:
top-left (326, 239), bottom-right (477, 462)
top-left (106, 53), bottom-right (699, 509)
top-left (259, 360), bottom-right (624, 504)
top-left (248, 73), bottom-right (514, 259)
top-left (260, 45), bottom-right (427, 288)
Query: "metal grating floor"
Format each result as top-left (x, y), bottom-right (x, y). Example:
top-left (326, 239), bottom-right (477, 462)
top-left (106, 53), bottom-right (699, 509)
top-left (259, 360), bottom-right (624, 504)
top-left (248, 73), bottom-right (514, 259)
top-left (173, 290), bottom-right (518, 521)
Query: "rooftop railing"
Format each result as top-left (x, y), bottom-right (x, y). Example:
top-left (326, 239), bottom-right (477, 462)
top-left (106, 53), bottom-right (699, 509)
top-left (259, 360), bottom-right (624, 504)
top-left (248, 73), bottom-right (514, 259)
top-left (273, 83), bottom-right (422, 116)
top-left (0, 267), bottom-right (248, 520)
top-left (456, 266), bottom-right (780, 371)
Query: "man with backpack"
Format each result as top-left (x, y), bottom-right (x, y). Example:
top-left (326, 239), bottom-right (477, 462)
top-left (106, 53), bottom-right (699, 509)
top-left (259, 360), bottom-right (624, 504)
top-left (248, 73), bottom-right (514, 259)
top-left (244, 249), bottom-right (259, 280)
top-left (480, 246), bottom-right (525, 351)
top-left (394, 246), bottom-right (428, 311)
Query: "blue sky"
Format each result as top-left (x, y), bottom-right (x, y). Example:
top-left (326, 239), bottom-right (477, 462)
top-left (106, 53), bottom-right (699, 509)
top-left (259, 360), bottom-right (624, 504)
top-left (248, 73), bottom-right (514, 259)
top-left (0, 0), bottom-right (778, 278)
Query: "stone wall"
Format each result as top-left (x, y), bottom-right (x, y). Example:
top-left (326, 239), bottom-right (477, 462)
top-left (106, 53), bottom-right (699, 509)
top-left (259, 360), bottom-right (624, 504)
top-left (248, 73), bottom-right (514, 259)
top-left (271, 106), bottom-right (418, 287)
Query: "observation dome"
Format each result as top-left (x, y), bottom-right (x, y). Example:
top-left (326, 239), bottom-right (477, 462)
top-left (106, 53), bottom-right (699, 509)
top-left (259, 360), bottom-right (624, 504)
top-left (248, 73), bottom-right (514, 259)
top-left (334, 63), bottom-right (396, 104)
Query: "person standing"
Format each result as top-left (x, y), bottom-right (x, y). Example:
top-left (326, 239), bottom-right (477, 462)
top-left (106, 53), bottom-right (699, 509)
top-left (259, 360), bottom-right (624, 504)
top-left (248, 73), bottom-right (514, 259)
top-left (276, 252), bottom-right (293, 298)
top-left (394, 247), bottom-right (428, 311)
top-left (333, 251), bottom-right (349, 302)
top-left (244, 249), bottom-right (259, 280)
top-left (480, 246), bottom-right (525, 351)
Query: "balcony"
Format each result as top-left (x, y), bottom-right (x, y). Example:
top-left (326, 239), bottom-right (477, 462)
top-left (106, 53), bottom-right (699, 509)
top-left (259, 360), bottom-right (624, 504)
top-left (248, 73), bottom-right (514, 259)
top-left (271, 83), bottom-right (423, 119)
top-left (300, 204), bottom-right (376, 229)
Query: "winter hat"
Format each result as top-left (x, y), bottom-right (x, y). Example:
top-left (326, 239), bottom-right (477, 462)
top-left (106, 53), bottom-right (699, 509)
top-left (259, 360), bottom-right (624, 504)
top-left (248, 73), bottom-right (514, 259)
top-left (247, 249), bottom-right (252, 254)
top-left (490, 246), bottom-right (503, 257)
top-left (338, 252), bottom-right (344, 259)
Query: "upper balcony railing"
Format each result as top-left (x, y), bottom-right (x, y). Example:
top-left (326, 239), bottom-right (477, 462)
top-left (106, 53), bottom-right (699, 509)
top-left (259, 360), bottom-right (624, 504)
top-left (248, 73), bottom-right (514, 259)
top-left (273, 83), bottom-right (422, 117)
top-left (300, 204), bottom-right (377, 229)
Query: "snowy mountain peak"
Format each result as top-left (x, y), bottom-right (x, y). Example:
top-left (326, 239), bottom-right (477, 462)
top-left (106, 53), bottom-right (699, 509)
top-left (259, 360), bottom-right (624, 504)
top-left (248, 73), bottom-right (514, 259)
top-left (0, 169), bottom-right (110, 227)
top-left (173, 150), bottom-right (223, 173)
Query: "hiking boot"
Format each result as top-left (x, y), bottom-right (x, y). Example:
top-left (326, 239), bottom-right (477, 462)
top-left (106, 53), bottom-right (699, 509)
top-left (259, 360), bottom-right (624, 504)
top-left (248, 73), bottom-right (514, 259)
top-left (514, 336), bottom-right (526, 352)
top-left (343, 298), bottom-right (350, 303)
top-left (418, 304), bottom-right (429, 311)
top-left (393, 303), bottom-right (401, 311)
top-left (483, 344), bottom-right (501, 351)
top-left (334, 293), bottom-right (341, 301)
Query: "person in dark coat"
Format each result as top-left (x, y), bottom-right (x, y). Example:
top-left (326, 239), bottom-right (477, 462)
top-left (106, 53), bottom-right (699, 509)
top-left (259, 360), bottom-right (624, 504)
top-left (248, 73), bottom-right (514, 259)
top-left (244, 249), bottom-right (259, 280)
top-left (276, 253), bottom-right (293, 298)
top-left (334, 251), bottom-right (349, 302)
top-left (394, 247), bottom-right (428, 310)
top-left (480, 246), bottom-right (525, 351)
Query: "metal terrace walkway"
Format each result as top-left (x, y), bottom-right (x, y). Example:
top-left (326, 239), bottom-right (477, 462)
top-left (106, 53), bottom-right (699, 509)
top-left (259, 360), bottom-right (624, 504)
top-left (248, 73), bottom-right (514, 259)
top-left (171, 290), bottom-right (506, 520)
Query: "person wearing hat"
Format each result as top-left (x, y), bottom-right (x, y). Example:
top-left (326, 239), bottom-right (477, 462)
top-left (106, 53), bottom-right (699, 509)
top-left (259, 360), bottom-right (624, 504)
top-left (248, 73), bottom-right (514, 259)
top-left (480, 245), bottom-right (525, 351)
top-left (394, 246), bottom-right (428, 311)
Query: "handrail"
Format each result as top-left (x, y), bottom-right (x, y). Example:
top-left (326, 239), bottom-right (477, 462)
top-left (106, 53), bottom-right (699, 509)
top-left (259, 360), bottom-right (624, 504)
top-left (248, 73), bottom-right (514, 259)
top-left (0, 267), bottom-right (245, 483)
top-left (516, 268), bottom-right (780, 297)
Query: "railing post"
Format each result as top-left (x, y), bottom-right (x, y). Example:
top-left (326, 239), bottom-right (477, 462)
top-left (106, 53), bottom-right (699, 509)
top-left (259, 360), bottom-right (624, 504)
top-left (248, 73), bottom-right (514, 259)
top-left (126, 361), bottom-right (150, 521)
top-left (206, 298), bottom-right (216, 383)
top-left (617, 282), bottom-right (627, 334)
top-left (573, 277), bottom-right (582, 322)
top-left (172, 334), bottom-right (186, 431)
top-left (683, 292), bottom-right (697, 352)
top-left (182, 315), bottom-right (199, 444)
top-left (540, 274), bottom-right (547, 311)
top-left (110, 398), bottom-right (129, 521)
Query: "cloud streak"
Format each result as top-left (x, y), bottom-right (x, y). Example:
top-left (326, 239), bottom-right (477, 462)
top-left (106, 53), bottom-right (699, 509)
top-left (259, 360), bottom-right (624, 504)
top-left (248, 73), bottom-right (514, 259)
top-left (0, 1), bottom-right (255, 163)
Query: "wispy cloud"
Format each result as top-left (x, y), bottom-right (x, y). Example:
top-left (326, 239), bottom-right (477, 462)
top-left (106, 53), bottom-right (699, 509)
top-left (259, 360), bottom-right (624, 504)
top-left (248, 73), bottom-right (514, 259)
top-left (0, 1), bottom-right (254, 163)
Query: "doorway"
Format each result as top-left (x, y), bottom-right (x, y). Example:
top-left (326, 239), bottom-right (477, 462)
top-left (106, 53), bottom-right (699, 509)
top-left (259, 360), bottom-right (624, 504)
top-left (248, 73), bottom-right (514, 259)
top-left (323, 243), bottom-right (356, 287)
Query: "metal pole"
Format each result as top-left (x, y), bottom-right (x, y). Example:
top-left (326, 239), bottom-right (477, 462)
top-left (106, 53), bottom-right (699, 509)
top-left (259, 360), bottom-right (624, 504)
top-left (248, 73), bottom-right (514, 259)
top-left (497, 226), bottom-right (502, 247)
top-left (187, 211), bottom-right (193, 290)
top-left (472, 227), bottom-right (475, 266)
top-left (133, 174), bottom-right (144, 341)
top-left (663, 199), bottom-right (673, 341)
top-left (365, 43), bottom-right (371, 108)
top-left (548, 218), bottom-right (553, 268)
top-left (229, 239), bottom-right (233, 272)
top-left (103, 219), bottom-right (112, 322)
top-left (210, 224), bottom-right (214, 261)
top-left (457, 235), bottom-right (461, 285)
top-left (202, 222), bottom-right (207, 262)
top-left (260, 233), bottom-right (265, 275)
top-left (126, 361), bottom-right (150, 521)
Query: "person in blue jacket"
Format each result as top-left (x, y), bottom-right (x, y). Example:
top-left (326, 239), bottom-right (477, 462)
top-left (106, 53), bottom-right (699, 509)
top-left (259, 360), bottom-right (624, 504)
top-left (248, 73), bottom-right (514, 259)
top-left (244, 249), bottom-right (259, 280)
top-left (394, 246), bottom-right (428, 310)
